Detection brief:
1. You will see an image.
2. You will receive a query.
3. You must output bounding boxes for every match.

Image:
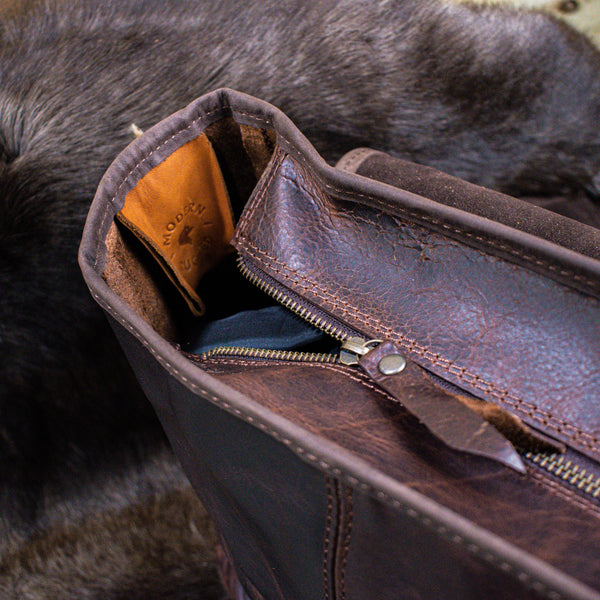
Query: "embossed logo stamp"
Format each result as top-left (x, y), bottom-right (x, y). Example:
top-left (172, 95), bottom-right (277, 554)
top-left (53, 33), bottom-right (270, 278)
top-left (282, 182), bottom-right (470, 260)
top-left (116, 133), bottom-right (235, 315)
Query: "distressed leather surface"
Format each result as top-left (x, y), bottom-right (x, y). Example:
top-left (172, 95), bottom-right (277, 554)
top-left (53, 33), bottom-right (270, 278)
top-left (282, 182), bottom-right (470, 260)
top-left (110, 321), bottom-right (570, 600)
top-left (358, 342), bottom-right (525, 472)
top-left (79, 89), bottom-right (600, 600)
top-left (233, 150), bottom-right (600, 463)
top-left (198, 356), bottom-right (600, 593)
top-left (337, 149), bottom-right (600, 244)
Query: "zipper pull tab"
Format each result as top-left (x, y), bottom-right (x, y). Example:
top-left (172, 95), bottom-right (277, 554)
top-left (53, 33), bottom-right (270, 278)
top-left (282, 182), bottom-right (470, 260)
top-left (340, 338), bottom-right (526, 474)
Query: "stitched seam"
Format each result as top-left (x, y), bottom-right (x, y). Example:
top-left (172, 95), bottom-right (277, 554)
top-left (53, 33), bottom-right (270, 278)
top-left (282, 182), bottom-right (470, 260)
top-left (529, 470), bottom-right (600, 519)
top-left (98, 141), bottom-right (599, 295)
top-left (202, 356), bottom-right (594, 591)
top-left (93, 97), bottom-right (599, 290)
top-left (237, 150), bottom-right (599, 292)
top-left (93, 102), bottom-right (599, 451)
top-left (199, 357), bottom-right (398, 404)
top-left (237, 231), bottom-right (598, 451)
top-left (90, 99), bottom-right (587, 600)
top-left (320, 181), bottom-right (599, 291)
top-left (262, 170), bottom-right (569, 302)
top-left (323, 476), bottom-right (334, 600)
top-left (91, 291), bottom-right (567, 600)
top-left (235, 166), bottom-right (587, 415)
top-left (238, 239), bottom-right (390, 330)
top-left (94, 106), bottom-right (279, 270)
top-left (326, 199), bottom-right (600, 303)
top-left (333, 479), bottom-right (343, 600)
top-left (340, 487), bottom-right (354, 600)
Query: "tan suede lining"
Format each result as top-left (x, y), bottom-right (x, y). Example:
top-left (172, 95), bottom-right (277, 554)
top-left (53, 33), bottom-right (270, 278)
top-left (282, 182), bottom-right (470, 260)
top-left (104, 222), bottom-right (179, 340)
top-left (116, 134), bottom-right (235, 316)
top-left (240, 124), bottom-right (276, 180)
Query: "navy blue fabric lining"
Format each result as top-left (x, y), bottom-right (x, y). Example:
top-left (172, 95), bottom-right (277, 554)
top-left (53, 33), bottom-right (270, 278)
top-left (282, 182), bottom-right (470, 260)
top-left (190, 305), bottom-right (325, 354)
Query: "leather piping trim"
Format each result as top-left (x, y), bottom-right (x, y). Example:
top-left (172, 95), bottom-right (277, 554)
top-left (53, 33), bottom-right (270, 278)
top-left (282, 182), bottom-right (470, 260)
top-left (234, 162), bottom-right (600, 458)
top-left (80, 88), bottom-right (600, 302)
top-left (79, 89), bottom-right (600, 600)
top-left (84, 279), bottom-right (599, 600)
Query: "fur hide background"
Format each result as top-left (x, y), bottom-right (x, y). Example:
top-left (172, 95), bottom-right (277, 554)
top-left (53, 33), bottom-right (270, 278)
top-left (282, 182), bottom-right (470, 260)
top-left (448, 0), bottom-right (600, 48)
top-left (1, 0), bottom-right (599, 598)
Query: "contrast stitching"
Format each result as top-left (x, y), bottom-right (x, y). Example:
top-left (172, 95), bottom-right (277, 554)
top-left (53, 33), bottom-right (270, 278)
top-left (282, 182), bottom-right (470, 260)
top-left (323, 477), bottom-right (334, 600)
top-left (234, 162), bottom-right (599, 452)
top-left (209, 354), bottom-right (600, 586)
top-left (320, 181), bottom-right (599, 291)
top-left (340, 487), bottom-right (354, 600)
top-left (201, 356), bottom-right (588, 595)
top-left (94, 106), bottom-right (276, 269)
top-left (237, 230), bottom-right (599, 451)
top-left (92, 291), bottom-right (566, 599)
top-left (240, 239), bottom-right (390, 331)
top-left (90, 99), bottom-right (589, 600)
top-left (93, 97), bottom-right (599, 295)
top-left (254, 173), bottom-right (556, 296)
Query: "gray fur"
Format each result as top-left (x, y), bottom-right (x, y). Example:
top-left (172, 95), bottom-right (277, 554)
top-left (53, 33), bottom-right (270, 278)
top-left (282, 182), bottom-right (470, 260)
top-left (1, 0), bottom-right (599, 597)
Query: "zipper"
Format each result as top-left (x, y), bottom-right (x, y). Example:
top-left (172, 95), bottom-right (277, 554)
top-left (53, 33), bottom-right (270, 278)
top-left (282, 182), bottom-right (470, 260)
top-left (201, 256), bottom-right (375, 366)
top-left (200, 345), bottom-right (339, 363)
top-left (201, 254), bottom-right (600, 501)
top-left (236, 255), bottom-right (357, 342)
top-left (524, 451), bottom-right (600, 499)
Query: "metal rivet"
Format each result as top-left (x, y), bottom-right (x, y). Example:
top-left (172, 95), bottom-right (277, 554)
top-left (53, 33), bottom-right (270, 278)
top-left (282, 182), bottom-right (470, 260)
top-left (378, 354), bottom-right (407, 376)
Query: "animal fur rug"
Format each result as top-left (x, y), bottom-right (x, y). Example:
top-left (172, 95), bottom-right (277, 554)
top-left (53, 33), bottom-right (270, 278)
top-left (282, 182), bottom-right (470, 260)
top-left (1, 0), bottom-right (600, 598)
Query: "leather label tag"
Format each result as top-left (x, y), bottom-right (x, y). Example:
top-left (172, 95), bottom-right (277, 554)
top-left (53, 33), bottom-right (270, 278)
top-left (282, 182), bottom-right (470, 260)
top-left (117, 133), bottom-right (234, 315)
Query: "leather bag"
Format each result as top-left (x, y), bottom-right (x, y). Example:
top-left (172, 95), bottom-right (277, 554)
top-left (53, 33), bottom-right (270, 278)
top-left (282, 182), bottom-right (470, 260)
top-left (79, 89), bottom-right (600, 600)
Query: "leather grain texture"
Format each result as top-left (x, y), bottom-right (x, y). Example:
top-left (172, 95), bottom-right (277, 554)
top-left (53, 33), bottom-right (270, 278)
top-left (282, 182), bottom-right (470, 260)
top-left (233, 152), bottom-right (600, 464)
top-left (358, 342), bottom-right (525, 472)
top-left (197, 356), bottom-right (600, 594)
top-left (337, 149), bottom-right (600, 248)
top-left (79, 89), bottom-right (600, 600)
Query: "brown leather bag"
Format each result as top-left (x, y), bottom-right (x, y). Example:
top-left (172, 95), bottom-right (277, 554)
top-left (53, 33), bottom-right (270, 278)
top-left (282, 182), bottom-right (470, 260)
top-left (79, 89), bottom-right (600, 600)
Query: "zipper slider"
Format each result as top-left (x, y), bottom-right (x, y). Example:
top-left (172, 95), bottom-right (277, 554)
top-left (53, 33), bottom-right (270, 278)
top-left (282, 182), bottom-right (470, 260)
top-left (341, 338), bottom-right (526, 474)
top-left (339, 337), bottom-right (383, 366)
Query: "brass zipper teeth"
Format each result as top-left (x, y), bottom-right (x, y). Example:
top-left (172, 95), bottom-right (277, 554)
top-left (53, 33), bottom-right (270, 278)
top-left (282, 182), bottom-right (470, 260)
top-left (201, 345), bottom-right (339, 363)
top-left (235, 256), bottom-right (600, 501)
top-left (524, 451), bottom-right (600, 498)
top-left (236, 255), bottom-right (349, 342)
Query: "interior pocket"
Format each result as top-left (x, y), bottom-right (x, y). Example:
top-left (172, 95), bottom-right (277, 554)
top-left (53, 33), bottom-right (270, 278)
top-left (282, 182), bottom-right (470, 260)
top-left (102, 116), bottom-right (319, 354)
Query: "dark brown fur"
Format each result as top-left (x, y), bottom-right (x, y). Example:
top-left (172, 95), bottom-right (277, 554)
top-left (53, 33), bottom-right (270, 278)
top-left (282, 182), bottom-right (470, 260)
top-left (1, 0), bottom-right (600, 597)
top-left (0, 449), bottom-right (223, 600)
